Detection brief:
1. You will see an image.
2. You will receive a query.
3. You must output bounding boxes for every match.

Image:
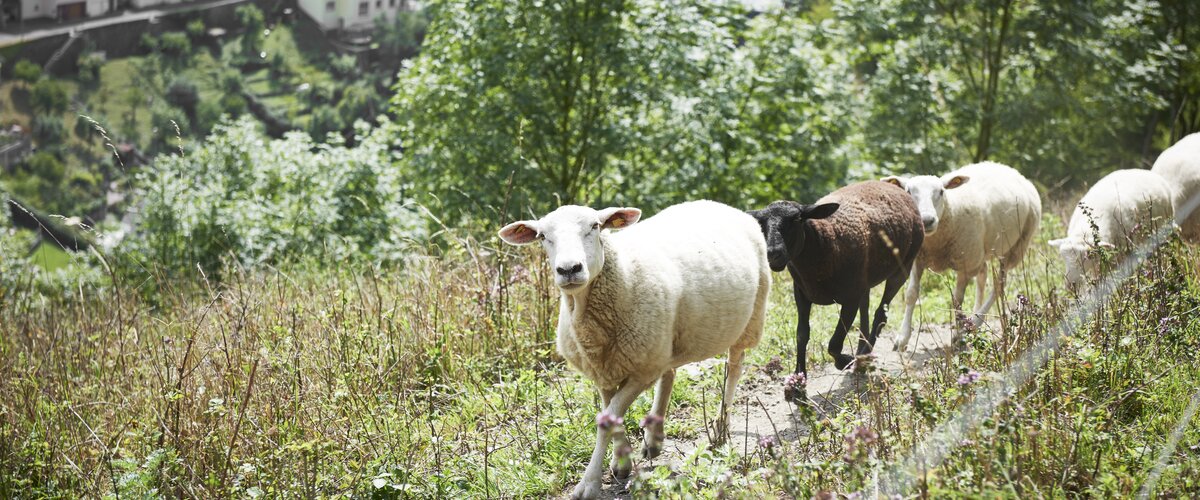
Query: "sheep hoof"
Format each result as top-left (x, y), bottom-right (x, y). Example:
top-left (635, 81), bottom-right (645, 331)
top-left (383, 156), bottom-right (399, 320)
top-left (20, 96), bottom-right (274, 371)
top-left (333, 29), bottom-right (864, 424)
top-left (833, 354), bottom-right (855, 371)
top-left (894, 343), bottom-right (908, 352)
top-left (783, 385), bottom-right (807, 402)
top-left (611, 462), bottom-right (632, 479)
top-left (570, 481), bottom-right (601, 500)
top-left (643, 444), bottom-right (662, 459)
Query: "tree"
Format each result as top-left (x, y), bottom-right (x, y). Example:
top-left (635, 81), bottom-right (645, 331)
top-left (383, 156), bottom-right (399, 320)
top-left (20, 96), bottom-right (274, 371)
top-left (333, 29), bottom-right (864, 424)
top-left (166, 77), bottom-right (200, 120)
top-left (12, 60), bottom-right (41, 85)
top-left (236, 5), bottom-right (266, 59)
top-left (832, 0), bottom-right (1187, 182)
top-left (158, 32), bottom-right (192, 64)
top-left (30, 79), bottom-right (69, 114)
top-left (32, 116), bottom-right (65, 146)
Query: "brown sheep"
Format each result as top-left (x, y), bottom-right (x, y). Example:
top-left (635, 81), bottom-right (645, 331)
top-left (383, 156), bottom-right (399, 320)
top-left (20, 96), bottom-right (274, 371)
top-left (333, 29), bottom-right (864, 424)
top-left (749, 181), bottom-right (924, 400)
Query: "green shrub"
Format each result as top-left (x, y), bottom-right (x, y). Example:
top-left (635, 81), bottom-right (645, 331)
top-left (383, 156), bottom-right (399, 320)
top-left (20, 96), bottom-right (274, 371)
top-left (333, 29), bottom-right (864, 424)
top-left (165, 77), bottom-right (199, 117)
top-left (128, 116), bottom-right (421, 277)
top-left (158, 32), bottom-right (192, 62)
top-left (12, 59), bottom-right (41, 84)
top-left (30, 79), bottom-right (69, 114)
top-left (31, 116), bottom-right (65, 146)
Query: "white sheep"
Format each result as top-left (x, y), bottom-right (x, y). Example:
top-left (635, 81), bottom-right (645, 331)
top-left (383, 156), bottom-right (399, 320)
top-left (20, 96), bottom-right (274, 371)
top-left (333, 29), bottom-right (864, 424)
top-left (498, 200), bottom-right (769, 500)
top-left (1048, 169), bottom-right (1175, 288)
top-left (883, 162), bottom-right (1041, 351)
top-left (1151, 132), bottom-right (1200, 242)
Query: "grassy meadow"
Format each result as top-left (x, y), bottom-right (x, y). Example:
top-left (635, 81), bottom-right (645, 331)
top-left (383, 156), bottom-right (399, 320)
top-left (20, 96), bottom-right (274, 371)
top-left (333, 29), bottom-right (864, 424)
top-left (2, 207), bottom-right (1200, 498)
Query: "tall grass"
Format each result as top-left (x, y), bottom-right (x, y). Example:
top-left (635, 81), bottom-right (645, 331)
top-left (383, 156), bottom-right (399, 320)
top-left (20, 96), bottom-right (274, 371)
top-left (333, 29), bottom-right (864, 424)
top-left (2, 215), bottom-right (1200, 498)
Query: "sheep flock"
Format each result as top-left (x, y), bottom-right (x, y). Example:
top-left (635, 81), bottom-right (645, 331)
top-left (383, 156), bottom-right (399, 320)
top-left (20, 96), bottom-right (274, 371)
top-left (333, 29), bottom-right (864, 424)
top-left (499, 132), bottom-right (1200, 499)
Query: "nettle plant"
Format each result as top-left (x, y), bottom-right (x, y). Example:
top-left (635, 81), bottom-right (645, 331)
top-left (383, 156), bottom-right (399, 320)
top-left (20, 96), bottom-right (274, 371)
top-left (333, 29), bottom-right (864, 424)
top-left (128, 117), bottom-right (423, 278)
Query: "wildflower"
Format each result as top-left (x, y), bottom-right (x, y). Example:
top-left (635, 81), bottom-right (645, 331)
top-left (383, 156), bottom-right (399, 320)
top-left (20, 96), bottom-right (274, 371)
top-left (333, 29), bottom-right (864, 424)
top-left (1017, 293), bottom-right (1031, 310)
top-left (957, 370), bottom-right (982, 386)
top-left (843, 426), bottom-right (879, 463)
top-left (956, 311), bottom-right (977, 333)
top-left (596, 411), bottom-right (623, 430)
top-left (1158, 316), bottom-right (1180, 335)
top-left (763, 356), bottom-right (783, 377)
top-left (640, 414), bottom-right (664, 429)
top-left (784, 372), bottom-right (807, 392)
top-left (758, 435), bottom-right (778, 450)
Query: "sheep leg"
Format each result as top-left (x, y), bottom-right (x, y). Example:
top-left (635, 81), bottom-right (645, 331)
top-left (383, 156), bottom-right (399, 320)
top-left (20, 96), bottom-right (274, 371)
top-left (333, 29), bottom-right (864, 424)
top-left (715, 349), bottom-right (745, 443)
top-left (854, 294), bottom-right (871, 355)
top-left (786, 276), bottom-right (812, 402)
top-left (600, 387), bottom-right (633, 478)
top-left (642, 368), bottom-right (674, 459)
top-left (895, 265), bottom-right (924, 352)
top-left (951, 271), bottom-right (973, 343)
top-left (870, 268), bottom-right (907, 352)
top-left (973, 268), bottom-right (1006, 326)
top-left (829, 303), bottom-right (859, 370)
top-left (573, 378), bottom-right (654, 500)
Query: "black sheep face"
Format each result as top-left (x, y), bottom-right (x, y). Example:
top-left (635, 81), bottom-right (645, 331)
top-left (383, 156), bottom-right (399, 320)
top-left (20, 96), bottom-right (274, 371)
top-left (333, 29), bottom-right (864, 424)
top-left (748, 201), bottom-right (839, 272)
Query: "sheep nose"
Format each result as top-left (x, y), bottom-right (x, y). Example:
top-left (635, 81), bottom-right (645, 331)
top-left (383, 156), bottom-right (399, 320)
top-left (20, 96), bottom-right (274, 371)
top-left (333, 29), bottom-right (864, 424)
top-left (556, 263), bottom-right (583, 276)
top-left (921, 216), bottom-right (937, 230)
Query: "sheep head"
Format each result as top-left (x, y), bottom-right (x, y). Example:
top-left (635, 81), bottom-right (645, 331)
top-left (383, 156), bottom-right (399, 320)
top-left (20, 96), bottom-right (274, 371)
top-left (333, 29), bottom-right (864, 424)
top-left (498, 206), bottom-right (641, 293)
top-left (883, 173), bottom-right (969, 235)
top-left (748, 201), bottom-right (839, 272)
top-left (1048, 237), bottom-right (1115, 289)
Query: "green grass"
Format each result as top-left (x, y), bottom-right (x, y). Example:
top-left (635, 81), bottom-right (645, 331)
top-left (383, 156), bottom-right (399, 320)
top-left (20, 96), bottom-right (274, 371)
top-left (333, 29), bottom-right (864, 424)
top-left (28, 240), bottom-right (70, 271)
top-left (2, 211), bottom-right (1199, 498)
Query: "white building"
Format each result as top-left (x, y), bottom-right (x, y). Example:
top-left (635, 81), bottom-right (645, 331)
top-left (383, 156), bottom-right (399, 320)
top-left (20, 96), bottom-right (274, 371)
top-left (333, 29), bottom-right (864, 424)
top-left (17, 0), bottom-right (111, 21)
top-left (298, 0), bottom-right (410, 32)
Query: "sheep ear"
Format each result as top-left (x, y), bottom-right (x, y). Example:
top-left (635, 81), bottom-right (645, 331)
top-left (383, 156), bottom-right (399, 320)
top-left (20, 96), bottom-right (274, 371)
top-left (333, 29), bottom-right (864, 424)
top-left (881, 176), bottom-right (907, 188)
top-left (801, 203), bottom-right (839, 220)
top-left (1047, 238), bottom-right (1066, 248)
top-left (499, 220), bottom-right (540, 245)
top-left (598, 207), bottom-right (641, 229)
top-left (944, 175), bottom-right (970, 189)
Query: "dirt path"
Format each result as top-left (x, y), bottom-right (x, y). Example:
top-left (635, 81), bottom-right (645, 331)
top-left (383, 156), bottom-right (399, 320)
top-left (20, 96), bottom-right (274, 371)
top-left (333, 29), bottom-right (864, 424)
top-left (569, 324), bottom-right (957, 499)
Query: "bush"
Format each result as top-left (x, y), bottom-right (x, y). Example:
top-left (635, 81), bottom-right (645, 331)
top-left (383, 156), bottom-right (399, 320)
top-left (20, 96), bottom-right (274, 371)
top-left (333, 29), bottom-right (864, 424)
top-left (195, 99), bottom-right (225, 134)
top-left (129, 116), bottom-right (420, 277)
top-left (219, 93), bottom-right (247, 117)
top-left (158, 32), bottom-right (192, 62)
top-left (77, 52), bottom-right (104, 85)
top-left (23, 152), bottom-right (65, 185)
top-left (31, 116), bottom-right (65, 146)
top-left (12, 60), bottom-right (41, 84)
top-left (307, 106), bottom-right (344, 141)
top-left (186, 19), bottom-right (206, 39)
top-left (235, 5), bottom-right (265, 58)
top-left (30, 80), bottom-right (69, 114)
top-left (166, 78), bottom-right (199, 118)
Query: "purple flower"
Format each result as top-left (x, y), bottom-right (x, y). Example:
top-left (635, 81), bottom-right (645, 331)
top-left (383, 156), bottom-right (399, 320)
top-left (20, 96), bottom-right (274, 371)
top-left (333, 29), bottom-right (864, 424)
top-left (784, 372), bottom-right (807, 392)
top-left (957, 370), bottom-right (982, 386)
top-left (640, 414), bottom-right (664, 428)
top-left (1159, 316), bottom-right (1180, 335)
top-left (1017, 293), bottom-right (1031, 309)
top-left (596, 411), bottom-right (624, 430)
top-left (758, 435), bottom-right (778, 449)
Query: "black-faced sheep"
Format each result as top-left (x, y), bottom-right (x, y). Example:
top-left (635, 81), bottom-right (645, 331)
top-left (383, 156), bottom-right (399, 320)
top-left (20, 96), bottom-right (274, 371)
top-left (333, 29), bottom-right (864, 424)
top-left (499, 200), bottom-right (770, 500)
top-left (749, 181), bottom-right (923, 401)
top-left (883, 162), bottom-right (1041, 351)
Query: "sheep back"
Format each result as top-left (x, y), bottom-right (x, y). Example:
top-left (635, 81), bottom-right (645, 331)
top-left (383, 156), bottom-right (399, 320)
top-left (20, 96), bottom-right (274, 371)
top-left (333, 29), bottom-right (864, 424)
top-left (1151, 133), bottom-right (1200, 242)
top-left (1066, 169), bottom-right (1175, 247)
top-left (796, 181), bottom-right (923, 305)
top-left (920, 162), bottom-right (1041, 275)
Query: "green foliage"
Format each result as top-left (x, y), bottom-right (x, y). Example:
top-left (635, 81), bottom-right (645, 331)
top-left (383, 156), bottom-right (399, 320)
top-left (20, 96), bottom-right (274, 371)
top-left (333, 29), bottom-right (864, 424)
top-left (30, 79), bottom-right (69, 114)
top-left (374, 8), bottom-right (431, 64)
top-left (165, 77), bottom-right (199, 118)
top-left (128, 117), bottom-right (421, 277)
top-left (158, 32), bottom-right (192, 62)
top-left (76, 52), bottom-right (104, 85)
top-left (186, 19), bottom-right (206, 39)
top-left (307, 105), bottom-right (344, 140)
top-left (236, 5), bottom-right (266, 58)
top-left (31, 115), bottom-right (65, 145)
top-left (12, 59), bottom-right (41, 84)
top-left (833, 0), bottom-right (1189, 180)
top-left (393, 0), bottom-right (853, 225)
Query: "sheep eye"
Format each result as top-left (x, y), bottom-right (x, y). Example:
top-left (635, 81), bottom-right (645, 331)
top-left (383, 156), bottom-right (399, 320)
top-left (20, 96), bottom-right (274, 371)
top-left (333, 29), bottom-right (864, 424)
top-left (537, 233), bottom-right (547, 242)
top-left (591, 222), bottom-right (600, 231)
